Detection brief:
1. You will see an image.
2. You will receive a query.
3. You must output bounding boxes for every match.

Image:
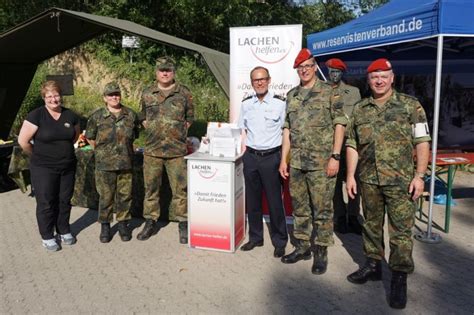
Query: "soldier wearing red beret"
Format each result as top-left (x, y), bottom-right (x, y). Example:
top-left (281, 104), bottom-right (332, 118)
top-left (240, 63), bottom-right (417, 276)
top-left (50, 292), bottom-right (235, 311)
top-left (279, 48), bottom-right (348, 275)
top-left (324, 58), bottom-right (363, 235)
top-left (345, 58), bottom-right (431, 309)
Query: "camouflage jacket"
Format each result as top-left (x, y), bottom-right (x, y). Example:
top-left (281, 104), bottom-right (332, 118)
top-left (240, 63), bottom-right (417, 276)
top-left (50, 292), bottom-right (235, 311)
top-left (284, 79), bottom-right (348, 171)
top-left (86, 105), bottom-right (139, 171)
top-left (330, 81), bottom-right (361, 117)
top-left (139, 82), bottom-right (194, 157)
top-left (346, 90), bottom-right (431, 186)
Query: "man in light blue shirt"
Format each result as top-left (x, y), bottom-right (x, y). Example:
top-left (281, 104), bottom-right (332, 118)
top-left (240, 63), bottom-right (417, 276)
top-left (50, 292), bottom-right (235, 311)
top-left (238, 66), bottom-right (288, 258)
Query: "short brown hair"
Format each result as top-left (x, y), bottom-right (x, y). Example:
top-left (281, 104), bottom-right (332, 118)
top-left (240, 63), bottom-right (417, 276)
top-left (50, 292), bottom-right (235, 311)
top-left (250, 66), bottom-right (270, 80)
top-left (40, 80), bottom-right (62, 98)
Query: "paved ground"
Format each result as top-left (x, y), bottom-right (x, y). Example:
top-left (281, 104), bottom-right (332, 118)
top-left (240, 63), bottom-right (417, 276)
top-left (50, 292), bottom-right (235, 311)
top-left (1, 172), bottom-right (473, 314)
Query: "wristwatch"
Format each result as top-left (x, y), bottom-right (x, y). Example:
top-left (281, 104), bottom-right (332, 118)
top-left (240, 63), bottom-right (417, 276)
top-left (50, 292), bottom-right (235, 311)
top-left (331, 153), bottom-right (341, 161)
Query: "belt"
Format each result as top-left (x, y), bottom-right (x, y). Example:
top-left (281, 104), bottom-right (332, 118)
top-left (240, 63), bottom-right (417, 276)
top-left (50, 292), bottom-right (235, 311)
top-left (246, 146), bottom-right (281, 157)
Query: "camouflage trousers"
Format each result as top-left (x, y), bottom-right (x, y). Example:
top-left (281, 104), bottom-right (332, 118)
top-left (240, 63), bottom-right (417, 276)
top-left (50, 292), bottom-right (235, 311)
top-left (333, 165), bottom-right (361, 219)
top-left (143, 155), bottom-right (187, 222)
top-left (95, 169), bottom-right (132, 223)
top-left (290, 168), bottom-right (336, 249)
top-left (360, 182), bottom-right (416, 273)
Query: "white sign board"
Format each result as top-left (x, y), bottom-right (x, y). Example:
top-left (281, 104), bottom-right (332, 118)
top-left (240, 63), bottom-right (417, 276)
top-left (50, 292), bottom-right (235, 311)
top-left (122, 36), bottom-right (140, 48)
top-left (229, 25), bottom-right (302, 122)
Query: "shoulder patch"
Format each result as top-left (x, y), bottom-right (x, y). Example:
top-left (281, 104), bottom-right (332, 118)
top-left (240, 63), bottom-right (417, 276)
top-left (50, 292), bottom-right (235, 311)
top-left (241, 95), bottom-right (252, 102)
top-left (273, 94), bottom-right (286, 101)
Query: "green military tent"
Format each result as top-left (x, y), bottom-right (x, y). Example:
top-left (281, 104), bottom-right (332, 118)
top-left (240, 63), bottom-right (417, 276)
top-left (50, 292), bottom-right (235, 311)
top-left (0, 7), bottom-right (230, 139)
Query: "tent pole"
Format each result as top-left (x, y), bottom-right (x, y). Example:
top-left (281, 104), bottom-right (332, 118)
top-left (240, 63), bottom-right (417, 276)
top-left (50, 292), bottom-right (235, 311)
top-left (415, 35), bottom-right (443, 244)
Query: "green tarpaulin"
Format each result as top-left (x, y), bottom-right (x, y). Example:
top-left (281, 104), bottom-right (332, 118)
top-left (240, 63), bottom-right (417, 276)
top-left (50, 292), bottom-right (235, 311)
top-left (0, 7), bottom-right (229, 139)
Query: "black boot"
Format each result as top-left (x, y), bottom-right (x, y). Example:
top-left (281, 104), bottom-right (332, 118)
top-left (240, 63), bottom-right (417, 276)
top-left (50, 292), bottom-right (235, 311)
top-left (389, 271), bottom-right (407, 309)
top-left (137, 219), bottom-right (156, 241)
top-left (100, 223), bottom-right (111, 243)
top-left (347, 258), bottom-right (382, 284)
top-left (281, 247), bottom-right (312, 264)
top-left (118, 221), bottom-right (132, 242)
top-left (178, 221), bottom-right (188, 244)
top-left (311, 245), bottom-right (328, 275)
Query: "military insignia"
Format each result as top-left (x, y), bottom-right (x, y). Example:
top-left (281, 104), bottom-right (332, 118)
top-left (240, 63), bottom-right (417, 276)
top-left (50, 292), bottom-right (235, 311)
top-left (242, 95), bottom-right (252, 102)
top-left (64, 122), bottom-right (71, 128)
top-left (273, 94), bottom-right (286, 101)
top-left (334, 101), bottom-right (344, 109)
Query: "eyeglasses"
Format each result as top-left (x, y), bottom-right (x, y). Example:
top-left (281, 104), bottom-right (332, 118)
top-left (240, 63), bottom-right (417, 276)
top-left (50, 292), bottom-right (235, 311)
top-left (297, 64), bottom-right (315, 71)
top-left (44, 95), bottom-right (61, 100)
top-left (251, 77), bottom-right (269, 84)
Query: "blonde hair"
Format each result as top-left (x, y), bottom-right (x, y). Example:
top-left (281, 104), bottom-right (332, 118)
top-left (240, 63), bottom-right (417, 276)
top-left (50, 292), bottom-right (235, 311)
top-left (40, 80), bottom-right (62, 98)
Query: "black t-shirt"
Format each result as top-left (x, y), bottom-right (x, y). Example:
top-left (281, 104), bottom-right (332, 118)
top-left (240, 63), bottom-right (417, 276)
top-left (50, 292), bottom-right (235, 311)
top-left (26, 106), bottom-right (79, 169)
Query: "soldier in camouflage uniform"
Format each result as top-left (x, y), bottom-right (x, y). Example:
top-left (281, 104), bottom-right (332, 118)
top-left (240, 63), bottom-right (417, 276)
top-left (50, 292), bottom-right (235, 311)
top-left (279, 49), bottom-right (348, 275)
top-left (86, 82), bottom-right (139, 243)
top-left (345, 59), bottom-right (431, 309)
top-left (136, 56), bottom-right (193, 244)
top-left (325, 58), bottom-right (363, 235)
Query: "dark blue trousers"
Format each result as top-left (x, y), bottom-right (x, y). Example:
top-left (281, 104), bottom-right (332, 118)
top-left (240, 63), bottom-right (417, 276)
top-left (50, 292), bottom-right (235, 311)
top-left (243, 148), bottom-right (288, 249)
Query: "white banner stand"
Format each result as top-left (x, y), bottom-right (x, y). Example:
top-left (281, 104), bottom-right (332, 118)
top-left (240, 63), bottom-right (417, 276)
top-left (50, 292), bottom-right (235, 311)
top-left (185, 152), bottom-right (245, 252)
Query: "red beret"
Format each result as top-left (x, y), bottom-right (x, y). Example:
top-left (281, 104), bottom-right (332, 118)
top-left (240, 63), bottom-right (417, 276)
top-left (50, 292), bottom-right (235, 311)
top-left (325, 58), bottom-right (347, 71)
top-left (367, 58), bottom-right (392, 73)
top-left (293, 48), bottom-right (314, 69)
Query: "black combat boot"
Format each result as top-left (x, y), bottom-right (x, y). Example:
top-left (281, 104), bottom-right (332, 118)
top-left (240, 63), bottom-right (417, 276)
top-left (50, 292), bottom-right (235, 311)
top-left (389, 271), bottom-right (407, 309)
top-left (99, 223), bottom-right (111, 243)
top-left (281, 246), bottom-right (312, 264)
top-left (118, 221), bottom-right (132, 242)
top-left (347, 258), bottom-right (382, 284)
top-left (311, 245), bottom-right (328, 275)
top-left (137, 219), bottom-right (156, 241)
top-left (178, 221), bottom-right (188, 244)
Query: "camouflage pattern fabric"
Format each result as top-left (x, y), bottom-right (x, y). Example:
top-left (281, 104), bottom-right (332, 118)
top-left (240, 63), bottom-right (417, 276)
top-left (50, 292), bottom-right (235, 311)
top-left (142, 155), bottom-right (187, 222)
top-left (95, 169), bottom-right (132, 223)
top-left (290, 168), bottom-right (336, 249)
top-left (7, 146), bottom-right (31, 193)
top-left (284, 79), bottom-right (348, 171)
top-left (346, 90), bottom-right (431, 186)
top-left (330, 81), bottom-right (361, 218)
top-left (139, 83), bottom-right (193, 158)
top-left (284, 79), bottom-right (347, 248)
top-left (71, 148), bottom-right (99, 209)
top-left (331, 81), bottom-right (361, 117)
top-left (347, 90), bottom-right (431, 273)
top-left (85, 106), bottom-right (139, 171)
top-left (360, 182), bottom-right (416, 273)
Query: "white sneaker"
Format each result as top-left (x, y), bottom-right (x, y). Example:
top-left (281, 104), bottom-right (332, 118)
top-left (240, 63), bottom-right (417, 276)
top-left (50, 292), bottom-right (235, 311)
top-left (42, 239), bottom-right (60, 252)
top-left (60, 233), bottom-right (76, 245)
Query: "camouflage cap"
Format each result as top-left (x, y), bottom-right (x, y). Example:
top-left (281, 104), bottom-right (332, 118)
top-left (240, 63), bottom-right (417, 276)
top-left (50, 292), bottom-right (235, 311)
top-left (155, 56), bottom-right (176, 71)
top-left (103, 82), bottom-right (121, 95)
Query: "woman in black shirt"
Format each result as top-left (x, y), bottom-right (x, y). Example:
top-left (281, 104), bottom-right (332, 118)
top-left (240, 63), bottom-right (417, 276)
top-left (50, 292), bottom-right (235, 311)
top-left (18, 81), bottom-right (80, 252)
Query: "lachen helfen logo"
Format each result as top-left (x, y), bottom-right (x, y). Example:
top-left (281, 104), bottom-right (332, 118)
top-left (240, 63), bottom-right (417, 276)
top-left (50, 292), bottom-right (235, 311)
top-left (238, 36), bottom-right (295, 64)
top-left (192, 164), bottom-right (218, 179)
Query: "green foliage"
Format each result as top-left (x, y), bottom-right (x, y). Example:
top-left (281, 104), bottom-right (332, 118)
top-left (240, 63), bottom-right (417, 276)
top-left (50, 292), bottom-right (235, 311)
top-left (9, 64), bottom-right (47, 137)
top-left (175, 56), bottom-right (228, 122)
top-left (358, 0), bottom-right (389, 15)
